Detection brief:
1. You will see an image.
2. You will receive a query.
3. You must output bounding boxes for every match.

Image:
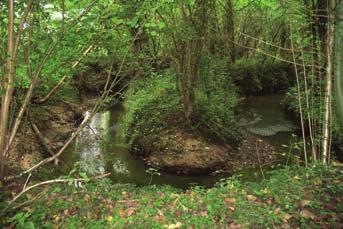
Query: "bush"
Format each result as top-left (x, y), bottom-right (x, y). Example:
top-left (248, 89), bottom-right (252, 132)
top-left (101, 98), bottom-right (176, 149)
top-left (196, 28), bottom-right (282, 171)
top-left (122, 70), bottom-right (183, 151)
top-left (230, 58), bottom-right (294, 95)
top-left (122, 63), bottom-right (241, 154)
top-left (196, 55), bottom-right (241, 145)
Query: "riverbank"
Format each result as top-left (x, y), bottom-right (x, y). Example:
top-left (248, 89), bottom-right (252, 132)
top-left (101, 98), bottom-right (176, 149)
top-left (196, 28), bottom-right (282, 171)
top-left (6, 84), bottom-right (87, 175)
top-left (122, 66), bottom-right (293, 175)
top-left (1, 164), bottom-right (342, 228)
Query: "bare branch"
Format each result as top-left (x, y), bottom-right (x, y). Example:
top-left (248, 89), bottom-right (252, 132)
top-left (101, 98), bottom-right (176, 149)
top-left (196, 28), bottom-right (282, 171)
top-left (10, 173), bottom-right (111, 204)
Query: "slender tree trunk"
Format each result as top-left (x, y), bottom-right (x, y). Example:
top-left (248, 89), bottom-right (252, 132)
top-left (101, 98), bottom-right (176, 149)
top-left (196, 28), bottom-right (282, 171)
top-left (174, 0), bottom-right (208, 123)
top-left (334, 0), bottom-right (343, 123)
top-left (225, 0), bottom-right (235, 63)
top-left (0, 0), bottom-right (15, 178)
top-left (322, 0), bottom-right (335, 164)
top-left (291, 37), bottom-right (308, 167)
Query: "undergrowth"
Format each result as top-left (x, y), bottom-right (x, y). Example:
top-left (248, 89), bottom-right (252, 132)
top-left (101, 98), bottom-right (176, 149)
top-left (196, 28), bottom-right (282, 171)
top-left (229, 58), bottom-right (294, 95)
top-left (1, 164), bottom-right (342, 228)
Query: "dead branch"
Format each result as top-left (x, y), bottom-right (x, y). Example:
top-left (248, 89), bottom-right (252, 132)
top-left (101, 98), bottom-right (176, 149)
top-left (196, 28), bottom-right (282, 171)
top-left (239, 31), bottom-right (320, 56)
top-left (37, 45), bottom-right (94, 104)
top-left (23, 173), bottom-right (32, 190)
top-left (229, 38), bottom-right (318, 68)
top-left (10, 173), bottom-right (111, 204)
top-left (31, 122), bottom-right (59, 165)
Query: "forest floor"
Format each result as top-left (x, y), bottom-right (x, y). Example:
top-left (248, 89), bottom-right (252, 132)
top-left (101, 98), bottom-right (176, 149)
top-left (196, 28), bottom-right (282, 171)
top-left (1, 164), bottom-right (342, 228)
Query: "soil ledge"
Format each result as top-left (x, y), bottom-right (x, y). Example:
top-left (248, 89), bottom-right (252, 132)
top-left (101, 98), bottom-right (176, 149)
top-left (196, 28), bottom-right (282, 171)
top-left (135, 129), bottom-right (277, 175)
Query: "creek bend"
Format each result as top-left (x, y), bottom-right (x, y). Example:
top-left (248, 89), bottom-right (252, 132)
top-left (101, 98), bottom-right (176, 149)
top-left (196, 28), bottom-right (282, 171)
top-left (59, 94), bottom-right (297, 189)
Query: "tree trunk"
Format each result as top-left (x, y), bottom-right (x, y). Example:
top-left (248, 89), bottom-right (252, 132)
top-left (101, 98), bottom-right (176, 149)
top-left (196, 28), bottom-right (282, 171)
top-left (174, 0), bottom-right (208, 123)
top-left (225, 0), bottom-right (235, 63)
top-left (322, 0), bottom-right (335, 164)
top-left (0, 0), bottom-right (15, 178)
top-left (316, 0), bottom-right (329, 58)
top-left (334, 0), bottom-right (343, 123)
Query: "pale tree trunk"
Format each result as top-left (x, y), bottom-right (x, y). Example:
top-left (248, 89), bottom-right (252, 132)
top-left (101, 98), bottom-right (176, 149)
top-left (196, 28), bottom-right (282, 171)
top-left (0, 0), bottom-right (15, 178)
top-left (322, 0), bottom-right (335, 164)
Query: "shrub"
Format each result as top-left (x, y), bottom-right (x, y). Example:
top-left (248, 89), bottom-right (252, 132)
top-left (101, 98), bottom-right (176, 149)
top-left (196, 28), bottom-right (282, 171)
top-left (230, 58), bottom-right (294, 95)
top-left (122, 63), bottom-right (241, 154)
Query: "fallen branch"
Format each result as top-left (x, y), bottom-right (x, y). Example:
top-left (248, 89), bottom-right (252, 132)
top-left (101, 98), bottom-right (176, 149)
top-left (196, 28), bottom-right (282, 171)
top-left (31, 121), bottom-right (71, 171)
top-left (31, 122), bottom-right (59, 165)
top-left (23, 173), bottom-right (32, 190)
top-left (10, 173), bottom-right (111, 204)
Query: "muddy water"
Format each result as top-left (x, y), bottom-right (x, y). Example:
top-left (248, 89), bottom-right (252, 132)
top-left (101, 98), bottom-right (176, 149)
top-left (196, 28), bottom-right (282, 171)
top-left (61, 94), bottom-right (297, 189)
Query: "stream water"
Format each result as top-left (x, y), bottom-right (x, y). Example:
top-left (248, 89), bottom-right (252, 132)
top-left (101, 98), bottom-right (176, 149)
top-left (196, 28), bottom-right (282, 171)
top-left (60, 94), bottom-right (297, 189)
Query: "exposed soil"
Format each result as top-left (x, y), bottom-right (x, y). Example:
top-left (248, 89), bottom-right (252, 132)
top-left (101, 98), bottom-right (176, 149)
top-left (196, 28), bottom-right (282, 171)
top-left (137, 128), bottom-right (277, 175)
top-left (6, 94), bottom-right (91, 175)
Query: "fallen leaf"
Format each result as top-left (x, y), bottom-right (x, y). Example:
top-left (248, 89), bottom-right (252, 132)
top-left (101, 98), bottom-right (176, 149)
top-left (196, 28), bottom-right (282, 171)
top-left (170, 193), bottom-right (180, 199)
top-left (228, 206), bottom-right (236, 211)
top-left (181, 204), bottom-right (189, 212)
top-left (174, 210), bottom-right (182, 217)
top-left (84, 194), bottom-right (91, 202)
top-left (23, 207), bottom-right (31, 212)
top-left (126, 208), bottom-right (135, 217)
top-left (300, 209), bottom-right (315, 220)
top-left (299, 200), bottom-right (311, 208)
top-left (282, 213), bottom-right (292, 222)
top-left (225, 197), bottom-right (236, 203)
top-left (164, 222), bottom-right (182, 229)
top-left (105, 204), bottom-right (113, 212)
top-left (119, 209), bottom-right (126, 218)
top-left (227, 223), bottom-right (243, 229)
top-left (199, 210), bottom-right (208, 216)
top-left (246, 195), bottom-right (258, 202)
top-left (279, 223), bottom-right (291, 229)
top-left (154, 214), bottom-right (166, 222)
top-left (266, 198), bottom-right (275, 205)
top-left (332, 161), bottom-right (343, 167)
top-left (63, 209), bottom-right (69, 215)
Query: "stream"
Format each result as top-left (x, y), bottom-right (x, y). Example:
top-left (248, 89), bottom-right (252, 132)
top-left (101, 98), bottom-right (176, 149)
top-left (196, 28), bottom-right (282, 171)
top-left (60, 94), bottom-right (297, 189)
